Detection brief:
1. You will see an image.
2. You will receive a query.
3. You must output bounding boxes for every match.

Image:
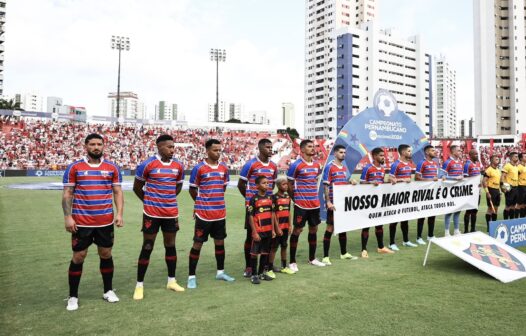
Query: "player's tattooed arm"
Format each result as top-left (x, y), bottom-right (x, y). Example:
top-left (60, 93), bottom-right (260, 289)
top-left (324, 184), bottom-right (334, 210)
top-left (62, 186), bottom-right (77, 233)
top-left (62, 186), bottom-right (74, 216)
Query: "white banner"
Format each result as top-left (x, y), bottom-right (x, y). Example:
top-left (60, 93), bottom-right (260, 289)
top-left (427, 232), bottom-right (526, 283)
top-left (333, 177), bottom-right (480, 234)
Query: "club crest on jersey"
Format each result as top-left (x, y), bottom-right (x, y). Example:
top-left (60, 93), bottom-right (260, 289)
top-left (101, 170), bottom-right (110, 176)
top-left (463, 243), bottom-right (526, 272)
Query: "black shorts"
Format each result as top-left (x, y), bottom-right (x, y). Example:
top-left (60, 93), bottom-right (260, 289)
top-left (272, 228), bottom-right (289, 248)
top-left (142, 214), bottom-right (179, 234)
top-left (486, 187), bottom-right (501, 208)
top-left (293, 205), bottom-right (321, 228)
top-left (505, 187), bottom-right (518, 207)
top-left (251, 236), bottom-right (271, 255)
top-left (71, 225), bottom-right (114, 252)
top-left (326, 209), bottom-right (334, 225)
top-left (193, 217), bottom-right (227, 243)
top-left (518, 186), bottom-right (526, 205)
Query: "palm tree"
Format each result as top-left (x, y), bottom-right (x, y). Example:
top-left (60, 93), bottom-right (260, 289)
top-left (0, 98), bottom-right (24, 111)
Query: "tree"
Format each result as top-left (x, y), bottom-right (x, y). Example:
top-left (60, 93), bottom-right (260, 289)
top-left (0, 99), bottom-right (24, 111)
top-left (285, 127), bottom-right (299, 141)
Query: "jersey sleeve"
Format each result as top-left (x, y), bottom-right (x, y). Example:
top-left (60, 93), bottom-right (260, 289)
top-left (389, 161), bottom-right (399, 176)
top-left (135, 160), bottom-right (149, 181)
top-left (189, 165), bottom-right (200, 188)
top-left (322, 164), bottom-right (331, 185)
top-left (272, 163), bottom-right (278, 181)
top-left (502, 163), bottom-right (510, 174)
top-left (112, 164), bottom-right (122, 186)
top-left (239, 160), bottom-right (252, 181)
top-left (360, 165), bottom-right (369, 182)
top-left (415, 161), bottom-right (424, 175)
top-left (63, 163), bottom-right (77, 187)
top-left (463, 162), bottom-right (470, 177)
top-left (287, 160), bottom-right (299, 181)
top-left (248, 196), bottom-right (256, 216)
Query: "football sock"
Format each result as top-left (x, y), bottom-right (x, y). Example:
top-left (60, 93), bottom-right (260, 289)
top-left (338, 232), bottom-right (347, 255)
top-left (100, 257), bottom-right (114, 293)
top-left (214, 244), bottom-right (225, 271)
top-left (308, 232), bottom-right (317, 261)
top-left (389, 223), bottom-right (397, 245)
top-left (323, 230), bottom-right (332, 258)
top-left (188, 247), bottom-right (201, 276)
top-left (417, 218), bottom-right (425, 238)
top-left (68, 261), bottom-right (83, 298)
top-left (165, 246), bottom-right (177, 278)
top-left (361, 228), bottom-right (369, 251)
top-left (137, 239), bottom-right (154, 282)
top-left (375, 225), bottom-right (385, 249)
top-left (289, 233), bottom-right (299, 263)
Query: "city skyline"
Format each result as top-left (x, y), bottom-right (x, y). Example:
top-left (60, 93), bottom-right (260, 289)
top-left (4, 0), bottom-right (473, 134)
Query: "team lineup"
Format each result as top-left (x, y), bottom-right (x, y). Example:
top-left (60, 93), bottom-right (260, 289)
top-left (61, 133), bottom-right (526, 311)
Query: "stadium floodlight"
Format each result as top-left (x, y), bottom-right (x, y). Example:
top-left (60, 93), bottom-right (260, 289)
top-left (111, 36), bottom-right (131, 120)
top-left (210, 48), bottom-right (226, 122)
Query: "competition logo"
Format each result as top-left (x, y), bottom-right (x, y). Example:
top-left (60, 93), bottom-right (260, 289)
top-left (369, 130), bottom-right (378, 141)
top-left (463, 243), bottom-right (525, 272)
top-left (35, 170), bottom-right (43, 177)
top-left (495, 224), bottom-right (509, 243)
top-left (374, 90), bottom-right (398, 117)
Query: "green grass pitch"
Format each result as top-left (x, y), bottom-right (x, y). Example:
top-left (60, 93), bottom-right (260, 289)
top-left (1, 176), bottom-right (525, 336)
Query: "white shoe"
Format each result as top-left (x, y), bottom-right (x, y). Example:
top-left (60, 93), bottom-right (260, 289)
top-left (389, 244), bottom-right (400, 251)
top-left (444, 231), bottom-right (451, 237)
top-left (427, 236), bottom-right (435, 241)
top-left (403, 241), bottom-right (418, 248)
top-left (454, 229), bottom-right (461, 236)
top-left (103, 290), bottom-right (120, 303)
top-left (289, 263), bottom-right (299, 273)
top-left (308, 258), bottom-right (326, 267)
top-left (66, 297), bottom-right (78, 311)
top-left (416, 238), bottom-right (427, 245)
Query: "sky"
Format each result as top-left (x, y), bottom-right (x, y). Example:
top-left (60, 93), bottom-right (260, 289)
top-left (4, 0), bottom-right (474, 132)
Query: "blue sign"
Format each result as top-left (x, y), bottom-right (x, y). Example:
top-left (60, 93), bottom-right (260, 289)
top-left (489, 218), bottom-right (526, 248)
top-left (319, 89), bottom-right (430, 220)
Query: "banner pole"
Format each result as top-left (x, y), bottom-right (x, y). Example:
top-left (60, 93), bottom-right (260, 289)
top-left (423, 240), bottom-right (433, 266)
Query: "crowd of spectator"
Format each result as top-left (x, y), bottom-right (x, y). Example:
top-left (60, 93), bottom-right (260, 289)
top-left (0, 117), bottom-right (286, 171)
top-left (0, 116), bottom-right (523, 172)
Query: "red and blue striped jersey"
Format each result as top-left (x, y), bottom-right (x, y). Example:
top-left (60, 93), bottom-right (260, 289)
top-left (415, 159), bottom-right (439, 180)
top-left (441, 158), bottom-right (464, 179)
top-left (389, 160), bottom-right (414, 179)
top-left (63, 158), bottom-right (122, 227)
top-left (360, 164), bottom-right (385, 184)
top-left (135, 155), bottom-right (185, 218)
top-left (322, 161), bottom-right (348, 203)
top-left (463, 160), bottom-right (483, 177)
top-left (287, 157), bottom-right (322, 209)
top-left (239, 157), bottom-right (278, 206)
top-left (189, 161), bottom-right (230, 221)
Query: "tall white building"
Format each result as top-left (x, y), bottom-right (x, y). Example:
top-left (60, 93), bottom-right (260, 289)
top-left (14, 92), bottom-right (43, 111)
top-left (208, 102), bottom-right (242, 122)
top-left (434, 56), bottom-right (457, 137)
top-left (244, 110), bottom-right (270, 125)
top-left (474, 0), bottom-right (526, 136)
top-left (304, 0), bottom-right (377, 139)
top-left (208, 101), bottom-right (227, 122)
top-left (335, 22), bottom-right (433, 135)
top-left (460, 118), bottom-right (474, 138)
top-left (282, 102), bottom-right (295, 128)
top-left (108, 91), bottom-right (145, 119)
top-left (0, 1), bottom-right (5, 96)
top-left (47, 97), bottom-right (63, 114)
top-left (155, 101), bottom-right (178, 121)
